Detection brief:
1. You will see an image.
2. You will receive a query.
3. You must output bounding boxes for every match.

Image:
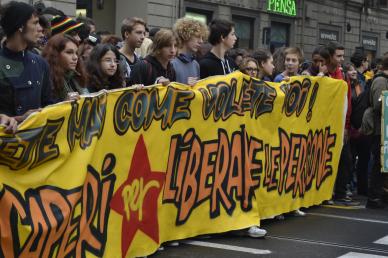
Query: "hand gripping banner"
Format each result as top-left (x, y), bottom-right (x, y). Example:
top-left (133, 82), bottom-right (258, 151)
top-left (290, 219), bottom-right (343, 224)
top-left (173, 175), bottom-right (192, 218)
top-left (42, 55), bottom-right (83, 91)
top-left (0, 72), bottom-right (347, 257)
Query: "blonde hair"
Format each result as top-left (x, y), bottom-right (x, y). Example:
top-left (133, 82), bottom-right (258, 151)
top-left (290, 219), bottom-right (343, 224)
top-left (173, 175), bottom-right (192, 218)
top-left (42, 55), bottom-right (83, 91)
top-left (173, 17), bottom-right (208, 47)
top-left (150, 29), bottom-right (176, 57)
top-left (284, 47), bottom-right (304, 63)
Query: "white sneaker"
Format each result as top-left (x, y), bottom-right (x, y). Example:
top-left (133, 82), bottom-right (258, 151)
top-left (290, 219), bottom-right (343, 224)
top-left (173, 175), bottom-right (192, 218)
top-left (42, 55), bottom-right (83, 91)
top-left (293, 209), bottom-right (306, 216)
top-left (322, 199), bottom-right (334, 205)
top-left (346, 190), bottom-right (353, 197)
top-left (158, 246), bottom-right (164, 251)
top-left (247, 226), bottom-right (267, 238)
top-left (166, 241), bottom-right (179, 247)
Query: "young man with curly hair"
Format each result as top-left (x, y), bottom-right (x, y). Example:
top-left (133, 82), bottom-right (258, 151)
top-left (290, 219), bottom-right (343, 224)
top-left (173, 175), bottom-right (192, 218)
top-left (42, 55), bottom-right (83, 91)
top-left (172, 17), bottom-right (208, 85)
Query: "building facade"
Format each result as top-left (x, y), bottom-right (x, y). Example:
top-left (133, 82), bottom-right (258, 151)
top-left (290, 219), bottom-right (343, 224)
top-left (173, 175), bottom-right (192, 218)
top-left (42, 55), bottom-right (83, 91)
top-left (81, 0), bottom-right (388, 61)
top-left (1, 0), bottom-right (76, 16)
top-left (2, 0), bottom-right (387, 60)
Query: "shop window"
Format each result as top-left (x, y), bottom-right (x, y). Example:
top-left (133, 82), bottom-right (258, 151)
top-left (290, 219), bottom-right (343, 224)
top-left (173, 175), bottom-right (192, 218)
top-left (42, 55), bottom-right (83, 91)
top-left (185, 8), bottom-right (212, 25)
top-left (76, 0), bottom-right (92, 17)
top-left (379, 0), bottom-right (388, 7)
top-left (232, 16), bottom-right (254, 49)
top-left (270, 21), bottom-right (290, 53)
top-left (366, 0), bottom-right (388, 8)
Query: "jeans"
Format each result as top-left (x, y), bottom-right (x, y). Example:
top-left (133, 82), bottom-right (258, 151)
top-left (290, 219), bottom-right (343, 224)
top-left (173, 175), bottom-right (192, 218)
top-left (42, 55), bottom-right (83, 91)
top-left (369, 135), bottom-right (385, 200)
top-left (335, 143), bottom-right (352, 199)
top-left (350, 134), bottom-right (372, 195)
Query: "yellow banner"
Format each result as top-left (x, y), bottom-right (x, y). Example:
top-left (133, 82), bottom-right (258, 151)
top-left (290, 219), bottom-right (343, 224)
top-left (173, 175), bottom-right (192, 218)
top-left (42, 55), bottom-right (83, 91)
top-left (0, 72), bottom-right (347, 258)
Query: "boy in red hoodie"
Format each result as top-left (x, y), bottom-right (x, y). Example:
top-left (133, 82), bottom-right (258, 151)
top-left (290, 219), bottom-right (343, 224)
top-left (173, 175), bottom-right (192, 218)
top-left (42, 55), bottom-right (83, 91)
top-left (318, 42), bottom-right (358, 206)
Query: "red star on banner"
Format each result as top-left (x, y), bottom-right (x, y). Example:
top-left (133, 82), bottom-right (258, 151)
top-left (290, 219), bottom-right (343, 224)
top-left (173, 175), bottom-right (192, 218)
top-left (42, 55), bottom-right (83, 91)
top-left (110, 135), bottom-right (165, 258)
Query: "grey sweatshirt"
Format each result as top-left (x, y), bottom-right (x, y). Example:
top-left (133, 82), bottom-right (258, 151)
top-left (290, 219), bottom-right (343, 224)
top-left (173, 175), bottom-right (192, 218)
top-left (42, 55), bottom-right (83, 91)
top-left (171, 53), bottom-right (200, 84)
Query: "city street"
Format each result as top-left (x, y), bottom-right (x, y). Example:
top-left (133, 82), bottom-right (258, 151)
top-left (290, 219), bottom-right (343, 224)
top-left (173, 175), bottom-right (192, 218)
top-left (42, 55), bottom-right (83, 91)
top-left (2, 1), bottom-right (388, 258)
top-left (151, 197), bottom-right (388, 258)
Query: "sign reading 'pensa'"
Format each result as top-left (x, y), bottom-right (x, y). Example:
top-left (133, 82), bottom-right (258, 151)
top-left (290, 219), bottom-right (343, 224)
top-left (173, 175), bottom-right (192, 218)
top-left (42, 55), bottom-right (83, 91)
top-left (267, 0), bottom-right (297, 17)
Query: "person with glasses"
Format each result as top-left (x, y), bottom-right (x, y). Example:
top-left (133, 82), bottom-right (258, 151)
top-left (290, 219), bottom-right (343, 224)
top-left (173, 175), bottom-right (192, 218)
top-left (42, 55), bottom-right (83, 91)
top-left (87, 43), bottom-right (125, 93)
top-left (42, 34), bottom-right (88, 102)
top-left (239, 57), bottom-right (259, 78)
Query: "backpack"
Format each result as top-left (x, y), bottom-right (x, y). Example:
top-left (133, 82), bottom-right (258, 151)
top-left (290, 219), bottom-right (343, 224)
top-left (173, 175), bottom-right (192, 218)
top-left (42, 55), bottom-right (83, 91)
top-left (360, 106), bottom-right (374, 135)
top-left (142, 58), bottom-right (176, 85)
top-left (360, 73), bottom-right (388, 135)
top-left (142, 59), bottom-right (154, 80)
top-left (350, 79), bottom-right (371, 129)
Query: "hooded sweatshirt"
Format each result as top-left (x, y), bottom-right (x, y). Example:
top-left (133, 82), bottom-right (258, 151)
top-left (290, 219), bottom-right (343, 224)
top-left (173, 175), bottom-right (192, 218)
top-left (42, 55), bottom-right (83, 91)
top-left (171, 53), bottom-right (200, 84)
top-left (129, 55), bottom-right (176, 86)
top-left (199, 51), bottom-right (237, 79)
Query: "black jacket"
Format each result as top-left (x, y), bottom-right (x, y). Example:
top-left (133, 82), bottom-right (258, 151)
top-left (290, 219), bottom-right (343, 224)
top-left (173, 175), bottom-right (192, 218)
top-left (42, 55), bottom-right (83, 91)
top-left (119, 52), bottom-right (140, 86)
top-left (0, 46), bottom-right (53, 116)
top-left (199, 51), bottom-right (237, 79)
top-left (129, 55), bottom-right (176, 86)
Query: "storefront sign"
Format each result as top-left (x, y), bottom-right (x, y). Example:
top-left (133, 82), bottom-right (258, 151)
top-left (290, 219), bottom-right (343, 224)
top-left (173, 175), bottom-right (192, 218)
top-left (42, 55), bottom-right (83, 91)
top-left (319, 29), bottom-right (339, 42)
top-left (267, 0), bottom-right (297, 17)
top-left (362, 35), bottom-right (378, 51)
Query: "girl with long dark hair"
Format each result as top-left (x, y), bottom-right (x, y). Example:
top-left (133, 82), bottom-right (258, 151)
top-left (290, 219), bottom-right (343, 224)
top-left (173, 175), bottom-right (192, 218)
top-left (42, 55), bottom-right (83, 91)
top-left (86, 43), bottom-right (125, 92)
top-left (42, 34), bottom-right (88, 102)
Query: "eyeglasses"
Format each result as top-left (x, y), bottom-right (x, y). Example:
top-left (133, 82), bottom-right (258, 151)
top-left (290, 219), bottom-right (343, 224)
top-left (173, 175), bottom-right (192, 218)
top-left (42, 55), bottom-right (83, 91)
top-left (245, 67), bottom-right (258, 72)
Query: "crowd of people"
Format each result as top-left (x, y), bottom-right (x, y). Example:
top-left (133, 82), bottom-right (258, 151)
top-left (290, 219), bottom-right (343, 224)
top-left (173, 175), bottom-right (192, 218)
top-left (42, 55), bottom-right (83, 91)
top-left (0, 0), bottom-right (387, 248)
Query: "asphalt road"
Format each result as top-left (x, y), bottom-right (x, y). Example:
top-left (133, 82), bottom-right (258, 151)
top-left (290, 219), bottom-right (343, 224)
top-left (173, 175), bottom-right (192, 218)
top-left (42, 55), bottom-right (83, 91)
top-left (150, 196), bottom-right (388, 258)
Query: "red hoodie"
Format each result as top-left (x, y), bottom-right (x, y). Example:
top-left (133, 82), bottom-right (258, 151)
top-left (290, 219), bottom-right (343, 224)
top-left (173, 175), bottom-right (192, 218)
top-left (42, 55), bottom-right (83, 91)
top-left (329, 66), bottom-right (351, 130)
